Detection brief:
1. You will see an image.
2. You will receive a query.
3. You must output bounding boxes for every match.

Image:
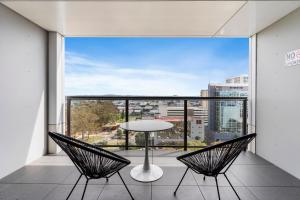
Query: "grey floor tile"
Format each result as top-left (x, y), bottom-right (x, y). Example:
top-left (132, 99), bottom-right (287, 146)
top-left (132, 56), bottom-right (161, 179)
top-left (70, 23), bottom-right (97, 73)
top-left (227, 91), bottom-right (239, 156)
top-left (243, 152), bottom-right (272, 165)
top-left (152, 157), bottom-right (184, 167)
top-left (200, 186), bottom-right (257, 200)
top-left (230, 165), bottom-right (300, 187)
top-left (63, 166), bottom-right (150, 186)
top-left (44, 184), bottom-right (104, 200)
top-left (106, 167), bottom-right (151, 186)
top-left (152, 167), bottom-right (197, 186)
top-left (2, 152), bottom-right (300, 200)
top-left (249, 187), bottom-right (300, 200)
top-left (193, 172), bottom-right (243, 187)
top-left (233, 152), bottom-right (271, 166)
top-left (152, 185), bottom-right (205, 200)
top-left (0, 183), bottom-right (56, 200)
top-left (63, 170), bottom-right (106, 185)
top-left (0, 184), bottom-right (9, 192)
top-left (233, 152), bottom-right (255, 165)
top-left (1, 166), bottom-right (74, 184)
top-left (0, 167), bottom-right (35, 183)
top-left (98, 185), bottom-right (151, 200)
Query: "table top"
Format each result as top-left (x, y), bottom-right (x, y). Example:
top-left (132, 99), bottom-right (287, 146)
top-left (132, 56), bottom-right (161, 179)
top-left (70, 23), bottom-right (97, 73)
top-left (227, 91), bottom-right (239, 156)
top-left (120, 120), bottom-right (173, 132)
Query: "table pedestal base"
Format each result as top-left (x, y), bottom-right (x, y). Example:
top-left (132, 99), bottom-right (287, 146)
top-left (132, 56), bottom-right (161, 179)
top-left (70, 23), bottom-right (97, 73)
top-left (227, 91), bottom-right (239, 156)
top-left (130, 164), bottom-right (163, 182)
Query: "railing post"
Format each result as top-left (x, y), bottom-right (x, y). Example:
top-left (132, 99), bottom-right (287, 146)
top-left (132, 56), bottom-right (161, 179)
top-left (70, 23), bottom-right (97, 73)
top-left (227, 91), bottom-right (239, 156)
top-left (125, 99), bottom-right (129, 150)
top-left (242, 99), bottom-right (247, 136)
top-left (184, 100), bottom-right (188, 151)
top-left (66, 97), bottom-right (71, 136)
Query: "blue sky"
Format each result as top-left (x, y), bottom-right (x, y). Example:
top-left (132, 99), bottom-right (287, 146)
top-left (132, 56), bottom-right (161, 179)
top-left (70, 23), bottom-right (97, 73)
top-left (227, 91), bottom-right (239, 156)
top-left (65, 37), bottom-right (249, 96)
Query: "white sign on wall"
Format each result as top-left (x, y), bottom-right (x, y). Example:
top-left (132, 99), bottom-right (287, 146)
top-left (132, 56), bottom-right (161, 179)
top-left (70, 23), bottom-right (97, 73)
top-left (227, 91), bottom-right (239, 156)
top-left (285, 49), bottom-right (300, 66)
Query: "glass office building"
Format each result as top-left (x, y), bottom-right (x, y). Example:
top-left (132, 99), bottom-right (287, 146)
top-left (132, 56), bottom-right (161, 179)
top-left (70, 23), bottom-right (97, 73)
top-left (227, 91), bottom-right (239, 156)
top-left (208, 81), bottom-right (248, 142)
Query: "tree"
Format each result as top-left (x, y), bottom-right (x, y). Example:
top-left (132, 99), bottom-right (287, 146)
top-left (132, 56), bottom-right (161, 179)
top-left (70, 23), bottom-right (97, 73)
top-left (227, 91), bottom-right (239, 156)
top-left (91, 101), bottom-right (119, 126)
top-left (71, 102), bottom-right (98, 140)
top-left (71, 100), bottom-right (119, 141)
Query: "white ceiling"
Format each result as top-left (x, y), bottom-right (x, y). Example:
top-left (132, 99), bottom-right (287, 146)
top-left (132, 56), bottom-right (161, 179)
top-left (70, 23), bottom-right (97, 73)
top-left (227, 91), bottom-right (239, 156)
top-left (216, 1), bottom-right (300, 37)
top-left (2, 1), bottom-right (300, 37)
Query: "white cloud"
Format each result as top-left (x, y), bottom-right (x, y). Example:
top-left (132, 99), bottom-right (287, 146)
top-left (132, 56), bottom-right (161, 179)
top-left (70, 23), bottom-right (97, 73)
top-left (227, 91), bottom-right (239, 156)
top-left (65, 51), bottom-right (113, 68)
top-left (64, 52), bottom-right (247, 96)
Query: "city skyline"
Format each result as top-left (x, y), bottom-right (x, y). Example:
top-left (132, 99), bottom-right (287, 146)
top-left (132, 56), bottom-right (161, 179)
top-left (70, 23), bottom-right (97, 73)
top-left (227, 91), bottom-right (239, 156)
top-left (65, 38), bottom-right (249, 96)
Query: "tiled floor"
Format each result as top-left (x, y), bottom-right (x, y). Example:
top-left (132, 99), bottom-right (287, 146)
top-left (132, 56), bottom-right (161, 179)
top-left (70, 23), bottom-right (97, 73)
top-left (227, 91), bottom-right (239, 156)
top-left (1, 151), bottom-right (300, 200)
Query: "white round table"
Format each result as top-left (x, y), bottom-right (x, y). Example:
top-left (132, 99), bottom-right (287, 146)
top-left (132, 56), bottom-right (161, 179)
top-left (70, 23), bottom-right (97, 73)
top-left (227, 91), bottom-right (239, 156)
top-left (120, 120), bottom-right (173, 182)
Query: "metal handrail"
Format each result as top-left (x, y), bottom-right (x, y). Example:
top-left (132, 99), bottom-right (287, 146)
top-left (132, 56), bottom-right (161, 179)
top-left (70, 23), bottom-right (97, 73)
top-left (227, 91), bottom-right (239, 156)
top-left (67, 95), bottom-right (247, 100)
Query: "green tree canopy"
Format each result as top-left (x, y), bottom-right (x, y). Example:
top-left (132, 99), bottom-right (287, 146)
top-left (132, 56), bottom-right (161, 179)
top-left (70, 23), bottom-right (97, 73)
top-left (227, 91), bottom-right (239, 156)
top-left (71, 100), bottom-right (119, 138)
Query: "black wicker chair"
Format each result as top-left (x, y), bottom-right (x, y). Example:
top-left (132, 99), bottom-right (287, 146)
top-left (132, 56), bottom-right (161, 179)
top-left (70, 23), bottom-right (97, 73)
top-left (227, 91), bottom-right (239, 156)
top-left (48, 132), bottom-right (134, 200)
top-left (174, 133), bottom-right (256, 200)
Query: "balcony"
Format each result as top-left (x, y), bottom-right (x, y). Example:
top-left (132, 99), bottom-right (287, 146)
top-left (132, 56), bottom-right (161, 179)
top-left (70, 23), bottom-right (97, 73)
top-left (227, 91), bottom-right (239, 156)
top-left (1, 1), bottom-right (300, 200)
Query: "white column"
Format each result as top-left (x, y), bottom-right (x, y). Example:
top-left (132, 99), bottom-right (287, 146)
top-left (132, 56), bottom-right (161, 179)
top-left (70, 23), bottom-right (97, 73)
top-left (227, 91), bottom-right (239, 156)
top-left (48, 32), bottom-right (64, 154)
top-left (248, 34), bottom-right (257, 153)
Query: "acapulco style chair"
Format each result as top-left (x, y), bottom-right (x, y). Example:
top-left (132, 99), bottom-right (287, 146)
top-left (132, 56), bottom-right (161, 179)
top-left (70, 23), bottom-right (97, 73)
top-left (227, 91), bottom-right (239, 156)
top-left (174, 133), bottom-right (256, 200)
top-left (48, 132), bottom-right (134, 200)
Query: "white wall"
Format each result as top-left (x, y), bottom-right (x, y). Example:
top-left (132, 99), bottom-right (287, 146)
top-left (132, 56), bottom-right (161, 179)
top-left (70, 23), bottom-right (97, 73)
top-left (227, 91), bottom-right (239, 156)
top-left (256, 8), bottom-right (300, 179)
top-left (0, 4), bottom-right (48, 178)
top-left (48, 32), bottom-right (64, 154)
top-left (248, 35), bottom-right (257, 153)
